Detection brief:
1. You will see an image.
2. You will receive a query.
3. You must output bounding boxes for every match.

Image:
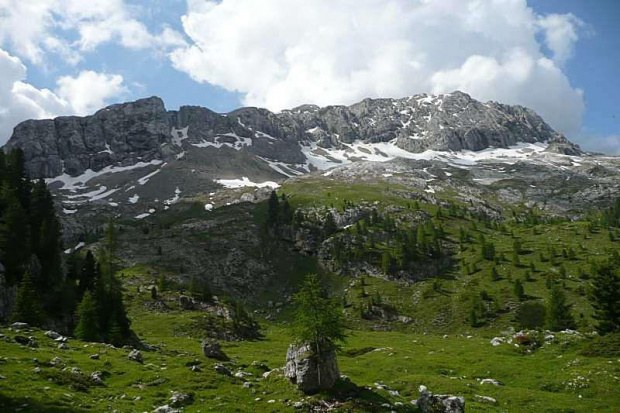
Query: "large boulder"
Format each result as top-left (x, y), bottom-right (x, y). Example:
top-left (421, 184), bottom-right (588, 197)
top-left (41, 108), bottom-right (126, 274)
top-left (417, 385), bottom-right (465, 413)
top-left (284, 343), bottom-right (339, 394)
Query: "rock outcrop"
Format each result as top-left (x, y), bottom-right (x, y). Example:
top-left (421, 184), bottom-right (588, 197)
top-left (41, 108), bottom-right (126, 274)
top-left (417, 385), bottom-right (465, 413)
top-left (4, 92), bottom-right (564, 180)
top-left (284, 343), bottom-right (340, 394)
top-left (201, 338), bottom-right (227, 360)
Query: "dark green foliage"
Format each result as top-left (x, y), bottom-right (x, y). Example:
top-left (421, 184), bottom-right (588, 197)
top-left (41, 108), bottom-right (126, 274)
top-left (10, 271), bottom-right (43, 326)
top-left (480, 241), bottom-right (496, 261)
top-left (546, 285), bottom-right (575, 331)
top-left (514, 279), bottom-right (525, 301)
top-left (491, 266), bottom-right (500, 281)
top-left (323, 212), bottom-right (337, 237)
top-left (516, 301), bottom-right (547, 329)
top-left (589, 263), bottom-right (620, 335)
top-left (267, 190), bottom-right (280, 227)
top-left (74, 291), bottom-right (100, 342)
top-left (189, 276), bottom-right (213, 303)
top-left (292, 274), bottom-right (346, 353)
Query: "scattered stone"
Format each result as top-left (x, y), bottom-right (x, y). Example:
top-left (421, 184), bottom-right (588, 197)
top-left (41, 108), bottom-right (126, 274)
top-left (285, 343), bottom-right (340, 394)
top-left (201, 338), bottom-right (227, 360)
top-left (45, 331), bottom-right (61, 340)
top-left (234, 371), bottom-right (251, 378)
top-left (50, 357), bottom-right (63, 366)
top-left (57, 343), bottom-right (68, 350)
top-left (11, 322), bottom-right (29, 330)
top-left (268, 399), bottom-right (276, 404)
top-left (189, 365), bottom-right (201, 372)
top-left (214, 363), bottom-right (232, 376)
top-left (128, 349), bottom-right (143, 364)
top-left (90, 354), bottom-right (100, 360)
top-left (262, 367), bottom-right (283, 379)
top-left (418, 385), bottom-right (465, 413)
top-left (475, 395), bottom-right (498, 405)
top-left (243, 382), bottom-right (253, 388)
top-left (153, 405), bottom-right (180, 413)
top-left (490, 337), bottom-right (504, 347)
top-left (90, 372), bottom-right (103, 385)
top-left (293, 401), bottom-right (304, 409)
top-left (169, 391), bottom-right (193, 407)
top-left (480, 378), bottom-right (504, 386)
top-left (33, 367), bottom-right (41, 374)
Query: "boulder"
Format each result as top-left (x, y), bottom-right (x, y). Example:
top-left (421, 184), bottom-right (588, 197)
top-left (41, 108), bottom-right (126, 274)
top-left (284, 343), bottom-right (339, 394)
top-left (90, 371), bottom-right (104, 385)
top-left (11, 322), bottom-right (29, 330)
top-left (201, 338), bottom-right (227, 360)
top-left (128, 349), bottom-right (143, 363)
top-left (418, 385), bottom-right (465, 413)
top-left (169, 391), bottom-right (193, 407)
top-left (179, 295), bottom-right (195, 310)
top-left (214, 363), bottom-right (232, 376)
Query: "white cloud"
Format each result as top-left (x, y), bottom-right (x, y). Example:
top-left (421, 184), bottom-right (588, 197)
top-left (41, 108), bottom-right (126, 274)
top-left (171, 0), bottom-right (585, 136)
top-left (56, 71), bottom-right (128, 115)
top-left (0, 49), bottom-right (126, 144)
top-left (537, 13), bottom-right (583, 65)
top-left (0, 0), bottom-right (186, 65)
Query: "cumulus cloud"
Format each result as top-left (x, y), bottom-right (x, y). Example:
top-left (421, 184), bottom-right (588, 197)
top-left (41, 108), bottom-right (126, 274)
top-left (171, 0), bottom-right (585, 136)
top-left (0, 0), bottom-right (186, 65)
top-left (56, 71), bottom-right (127, 115)
top-left (0, 49), bottom-right (127, 144)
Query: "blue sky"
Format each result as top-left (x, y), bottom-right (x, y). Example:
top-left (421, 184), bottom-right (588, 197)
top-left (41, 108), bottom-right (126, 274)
top-left (0, 0), bottom-right (618, 153)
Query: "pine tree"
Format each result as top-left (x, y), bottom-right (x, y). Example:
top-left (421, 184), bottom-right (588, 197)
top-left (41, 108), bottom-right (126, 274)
top-left (381, 251), bottom-right (393, 274)
top-left (292, 274), bottom-right (346, 355)
top-left (546, 285), bottom-right (575, 331)
top-left (589, 263), bottom-right (620, 334)
top-left (0, 195), bottom-right (31, 285)
top-left (189, 276), bottom-right (213, 302)
top-left (74, 291), bottom-right (100, 342)
top-left (10, 271), bottom-right (43, 326)
top-left (491, 266), bottom-right (500, 281)
top-left (79, 251), bottom-right (98, 296)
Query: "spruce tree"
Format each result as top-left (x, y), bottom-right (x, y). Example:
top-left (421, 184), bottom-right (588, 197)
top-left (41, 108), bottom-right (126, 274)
top-left (589, 263), bottom-right (620, 334)
top-left (546, 285), bottom-right (575, 331)
top-left (11, 271), bottom-right (43, 326)
top-left (514, 279), bottom-right (525, 301)
top-left (323, 213), bottom-right (337, 236)
top-left (74, 291), bottom-right (100, 342)
top-left (0, 195), bottom-right (31, 285)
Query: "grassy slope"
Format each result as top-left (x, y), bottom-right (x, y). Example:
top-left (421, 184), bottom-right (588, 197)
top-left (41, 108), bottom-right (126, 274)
top-left (1, 177), bottom-right (619, 412)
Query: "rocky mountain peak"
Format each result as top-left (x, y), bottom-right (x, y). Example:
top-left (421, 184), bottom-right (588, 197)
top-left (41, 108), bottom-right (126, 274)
top-left (3, 91), bottom-right (573, 181)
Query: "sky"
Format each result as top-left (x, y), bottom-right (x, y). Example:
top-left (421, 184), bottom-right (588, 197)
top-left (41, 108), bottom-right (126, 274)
top-left (0, 0), bottom-right (618, 153)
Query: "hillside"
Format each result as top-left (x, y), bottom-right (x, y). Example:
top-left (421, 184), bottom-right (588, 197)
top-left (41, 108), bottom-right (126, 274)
top-left (1, 95), bottom-right (619, 412)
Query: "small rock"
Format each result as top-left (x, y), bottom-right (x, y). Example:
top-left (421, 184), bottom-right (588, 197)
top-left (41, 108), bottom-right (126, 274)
top-left (214, 363), bottom-right (232, 376)
top-left (11, 322), bottom-right (29, 330)
top-left (14, 335), bottom-right (30, 345)
top-left (293, 401), bottom-right (304, 409)
top-left (153, 405), bottom-right (180, 413)
top-left (33, 367), bottom-right (41, 374)
top-left (169, 391), bottom-right (193, 407)
top-left (189, 365), bottom-right (201, 372)
top-left (90, 354), bottom-right (100, 360)
top-left (201, 338), bottom-right (227, 360)
top-left (128, 349), bottom-right (143, 363)
top-left (418, 385), bottom-right (465, 413)
top-left (475, 395), bottom-right (498, 405)
top-left (58, 343), bottom-right (68, 350)
top-left (234, 371), bottom-right (251, 378)
top-left (268, 399), bottom-right (276, 404)
top-left (480, 378), bottom-right (504, 386)
top-left (243, 382), bottom-right (253, 388)
top-left (45, 331), bottom-right (61, 340)
top-left (50, 357), bottom-right (63, 366)
top-left (90, 372), bottom-right (103, 385)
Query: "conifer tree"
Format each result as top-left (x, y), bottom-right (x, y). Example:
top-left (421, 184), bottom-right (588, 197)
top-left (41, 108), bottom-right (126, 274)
top-left (292, 274), bottom-right (346, 355)
top-left (514, 279), bottom-right (525, 301)
top-left (267, 190), bottom-right (279, 226)
top-left (74, 291), bottom-right (100, 342)
top-left (0, 195), bottom-right (31, 285)
top-left (589, 263), bottom-right (620, 334)
top-left (11, 271), bottom-right (43, 326)
top-left (546, 285), bottom-right (575, 331)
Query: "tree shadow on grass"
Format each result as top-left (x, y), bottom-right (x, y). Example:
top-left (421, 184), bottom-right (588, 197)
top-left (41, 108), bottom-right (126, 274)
top-left (313, 379), bottom-right (416, 412)
top-left (0, 392), bottom-right (86, 413)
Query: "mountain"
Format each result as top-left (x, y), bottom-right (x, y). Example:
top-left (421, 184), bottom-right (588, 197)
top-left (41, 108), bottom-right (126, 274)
top-left (4, 91), bottom-right (619, 240)
top-left (2, 93), bottom-right (620, 412)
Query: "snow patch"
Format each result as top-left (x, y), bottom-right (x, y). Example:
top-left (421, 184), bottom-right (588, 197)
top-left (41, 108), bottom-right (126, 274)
top-left (216, 177), bottom-right (280, 189)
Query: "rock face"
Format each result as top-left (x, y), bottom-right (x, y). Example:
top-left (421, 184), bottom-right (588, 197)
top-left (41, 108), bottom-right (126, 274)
top-left (4, 92), bottom-right (563, 180)
top-left (284, 343), bottom-right (340, 394)
top-left (418, 385), bottom-right (465, 413)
